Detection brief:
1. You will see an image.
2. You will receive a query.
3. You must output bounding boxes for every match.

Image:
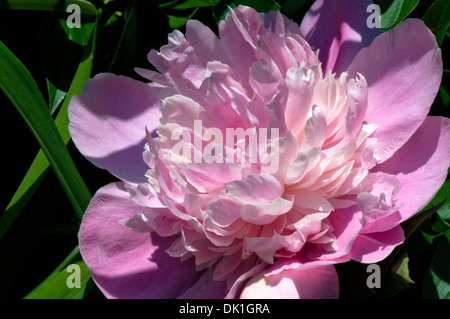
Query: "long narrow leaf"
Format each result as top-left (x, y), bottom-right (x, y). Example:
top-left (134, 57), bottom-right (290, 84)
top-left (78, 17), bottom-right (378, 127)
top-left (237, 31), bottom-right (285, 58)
top-left (0, 48), bottom-right (95, 238)
top-left (24, 246), bottom-right (93, 299)
top-left (0, 40), bottom-right (91, 220)
top-left (0, 11), bottom-right (99, 238)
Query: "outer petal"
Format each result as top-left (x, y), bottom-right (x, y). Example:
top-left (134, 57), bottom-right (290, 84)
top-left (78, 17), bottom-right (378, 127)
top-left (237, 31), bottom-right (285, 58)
top-left (177, 267), bottom-right (228, 299)
top-left (349, 225), bottom-right (405, 263)
top-left (300, 0), bottom-right (379, 74)
top-left (347, 19), bottom-right (442, 163)
top-left (69, 73), bottom-right (162, 183)
top-left (240, 263), bottom-right (339, 299)
top-left (373, 116), bottom-right (450, 224)
top-left (79, 182), bottom-right (200, 298)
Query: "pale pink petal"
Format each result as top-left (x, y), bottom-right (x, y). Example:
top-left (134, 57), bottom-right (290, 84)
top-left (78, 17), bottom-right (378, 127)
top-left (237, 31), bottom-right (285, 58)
top-left (79, 182), bottom-right (200, 298)
top-left (241, 197), bottom-right (294, 225)
top-left (345, 74), bottom-right (368, 141)
top-left (68, 73), bottom-right (161, 183)
top-left (227, 173), bottom-right (284, 202)
top-left (347, 19), bottom-right (442, 163)
top-left (372, 116), bottom-right (450, 225)
top-left (199, 73), bottom-right (252, 131)
top-left (240, 262), bottom-right (339, 299)
top-left (300, 0), bottom-right (379, 74)
top-left (206, 195), bottom-right (243, 228)
top-left (301, 105), bottom-right (327, 150)
top-left (284, 64), bottom-right (315, 137)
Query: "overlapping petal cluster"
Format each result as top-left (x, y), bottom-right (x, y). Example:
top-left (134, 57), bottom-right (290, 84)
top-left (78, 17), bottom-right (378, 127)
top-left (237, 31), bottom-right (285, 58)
top-left (69, 0), bottom-right (450, 299)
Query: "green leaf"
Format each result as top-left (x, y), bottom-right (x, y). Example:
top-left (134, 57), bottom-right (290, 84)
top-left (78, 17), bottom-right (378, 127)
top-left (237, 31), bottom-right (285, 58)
top-left (423, 0), bottom-right (450, 47)
top-left (47, 79), bottom-right (67, 115)
top-left (377, 0), bottom-right (420, 31)
top-left (422, 232), bottom-right (450, 299)
top-left (174, 0), bottom-right (212, 10)
top-left (374, 248), bottom-right (415, 298)
top-left (168, 7), bottom-right (199, 28)
top-left (40, 15), bottom-right (96, 113)
top-left (214, 0), bottom-right (281, 23)
top-left (0, 40), bottom-right (91, 220)
top-left (24, 246), bottom-right (93, 299)
top-left (0, 0), bottom-right (97, 15)
top-left (0, 13), bottom-right (98, 238)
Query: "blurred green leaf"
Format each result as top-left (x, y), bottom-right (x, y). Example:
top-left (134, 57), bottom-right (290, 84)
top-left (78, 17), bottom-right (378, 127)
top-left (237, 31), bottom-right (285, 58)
top-left (0, 0), bottom-right (97, 15)
top-left (24, 246), bottom-right (93, 299)
top-left (159, 0), bottom-right (181, 7)
top-left (376, 0), bottom-right (420, 30)
top-left (0, 40), bottom-right (91, 220)
top-left (423, 0), bottom-right (450, 47)
top-left (439, 85), bottom-right (450, 110)
top-left (422, 232), bottom-right (450, 299)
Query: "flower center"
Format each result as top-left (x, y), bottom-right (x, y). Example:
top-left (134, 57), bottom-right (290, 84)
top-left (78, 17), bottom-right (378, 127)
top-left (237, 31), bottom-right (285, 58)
top-left (122, 62), bottom-right (391, 286)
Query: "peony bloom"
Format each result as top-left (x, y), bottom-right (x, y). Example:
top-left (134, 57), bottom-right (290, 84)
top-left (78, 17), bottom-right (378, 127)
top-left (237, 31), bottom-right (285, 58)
top-left (69, 0), bottom-right (450, 299)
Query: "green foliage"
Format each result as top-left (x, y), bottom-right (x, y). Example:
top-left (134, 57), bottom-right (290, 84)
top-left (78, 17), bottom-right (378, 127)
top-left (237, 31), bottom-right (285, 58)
top-left (24, 246), bottom-right (93, 299)
top-left (375, 0), bottom-right (420, 31)
top-left (422, 0), bottom-right (450, 47)
top-left (0, 40), bottom-right (92, 220)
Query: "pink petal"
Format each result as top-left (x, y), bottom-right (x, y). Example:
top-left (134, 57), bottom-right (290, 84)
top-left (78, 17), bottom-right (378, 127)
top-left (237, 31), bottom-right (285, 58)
top-left (225, 262), bottom-right (268, 299)
top-left (373, 116), bottom-right (450, 225)
top-left (241, 197), bottom-right (294, 225)
top-left (68, 73), bottom-right (161, 183)
top-left (284, 64), bottom-right (315, 137)
top-left (177, 268), bottom-right (228, 299)
top-left (78, 182), bottom-right (200, 298)
top-left (300, 0), bottom-right (379, 74)
top-left (206, 195), bottom-right (242, 228)
top-left (185, 19), bottom-right (231, 67)
top-left (349, 225), bottom-right (405, 263)
top-left (347, 19), bottom-right (442, 163)
top-left (218, 5), bottom-right (261, 79)
top-left (240, 262), bottom-right (339, 299)
top-left (306, 205), bottom-right (364, 261)
top-left (227, 173), bottom-right (284, 202)
top-left (249, 59), bottom-right (284, 104)
top-left (258, 10), bottom-right (300, 75)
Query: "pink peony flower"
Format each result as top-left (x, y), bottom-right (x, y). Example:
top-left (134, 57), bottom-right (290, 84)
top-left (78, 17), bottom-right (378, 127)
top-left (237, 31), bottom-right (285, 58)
top-left (69, 0), bottom-right (450, 299)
